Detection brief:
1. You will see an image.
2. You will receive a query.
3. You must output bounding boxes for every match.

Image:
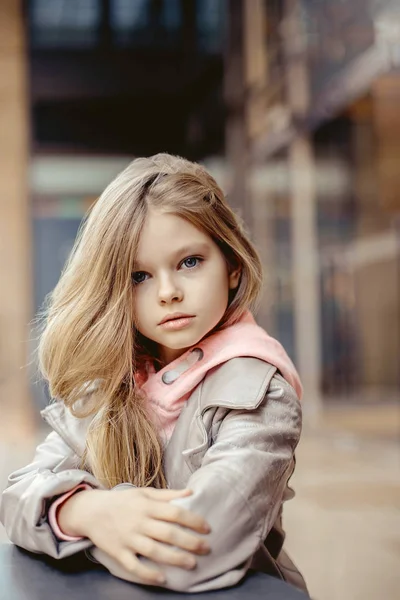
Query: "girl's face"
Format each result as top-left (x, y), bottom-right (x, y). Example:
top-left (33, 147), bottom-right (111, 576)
top-left (133, 209), bottom-right (240, 365)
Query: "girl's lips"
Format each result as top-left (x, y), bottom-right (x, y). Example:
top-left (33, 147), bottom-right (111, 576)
top-left (159, 316), bottom-right (195, 331)
top-left (158, 312), bottom-right (195, 325)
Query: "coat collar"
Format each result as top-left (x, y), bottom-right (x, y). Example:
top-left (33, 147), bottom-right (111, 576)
top-left (41, 358), bottom-right (278, 457)
top-left (41, 400), bottom-right (93, 458)
top-left (138, 311), bottom-right (302, 413)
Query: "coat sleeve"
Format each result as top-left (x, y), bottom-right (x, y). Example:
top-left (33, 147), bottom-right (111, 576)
top-left (0, 430), bottom-right (102, 558)
top-left (94, 373), bottom-right (302, 592)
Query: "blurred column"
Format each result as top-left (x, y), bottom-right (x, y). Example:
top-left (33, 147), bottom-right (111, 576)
top-left (242, 0), bottom-right (275, 331)
top-left (356, 74), bottom-right (400, 389)
top-left (372, 76), bottom-right (400, 390)
top-left (224, 0), bottom-right (251, 225)
top-left (284, 1), bottom-right (322, 418)
top-left (0, 1), bottom-right (34, 435)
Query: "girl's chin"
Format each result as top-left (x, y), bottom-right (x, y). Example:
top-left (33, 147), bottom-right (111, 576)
top-left (157, 334), bottom-right (205, 358)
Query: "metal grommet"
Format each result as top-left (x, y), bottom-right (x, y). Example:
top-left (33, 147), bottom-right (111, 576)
top-left (162, 370), bottom-right (179, 385)
top-left (161, 348), bottom-right (204, 385)
top-left (191, 348), bottom-right (204, 360)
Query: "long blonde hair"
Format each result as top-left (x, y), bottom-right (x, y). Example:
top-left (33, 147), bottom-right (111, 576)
top-left (38, 153), bottom-right (263, 488)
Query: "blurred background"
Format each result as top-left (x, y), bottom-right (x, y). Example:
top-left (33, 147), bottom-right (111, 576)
top-left (0, 1), bottom-right (399, 598)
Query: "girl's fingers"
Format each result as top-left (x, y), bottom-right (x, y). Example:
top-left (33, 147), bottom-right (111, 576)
top-left (141, 520), bottom-right (210, 555)
top-left (143, 488), bottom-right (192, 500)
top-left (131, 534), bottom-right (198, 570)
top-left (150, 501), bottom-right (211, 534)
top-left (114, 549), bottom-right (166, 585)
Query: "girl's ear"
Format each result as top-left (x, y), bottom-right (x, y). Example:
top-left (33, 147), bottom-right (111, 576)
top-left (228, 266), bottom-right (241, 290)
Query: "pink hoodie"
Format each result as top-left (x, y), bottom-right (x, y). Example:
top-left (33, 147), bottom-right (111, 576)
top-left (140, 310), bottom-right (302, 442)
top-left (49, 309), bottom-right (302, 540)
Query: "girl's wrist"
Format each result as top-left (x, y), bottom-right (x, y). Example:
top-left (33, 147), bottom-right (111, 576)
top-left (58, 489), bottom-right (106, 538)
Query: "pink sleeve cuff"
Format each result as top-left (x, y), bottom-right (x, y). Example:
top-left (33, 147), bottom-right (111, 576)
top-left (48, 484), bottom-right (92, 541)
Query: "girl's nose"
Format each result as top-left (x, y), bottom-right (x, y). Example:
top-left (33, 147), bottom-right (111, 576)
top-left (158, 276), bottom-right (183, 305)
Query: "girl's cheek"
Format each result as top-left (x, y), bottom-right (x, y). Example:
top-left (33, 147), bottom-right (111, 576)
top-left (137, 282), bottom-right (155, 303)
top-left (133, 287), bottom-right (147, 309)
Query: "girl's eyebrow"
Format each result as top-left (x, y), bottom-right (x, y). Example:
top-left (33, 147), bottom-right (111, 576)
top-left (134, 242), bottom-right (210, 270)
top-left (172, 242), bottom-right (210, 259)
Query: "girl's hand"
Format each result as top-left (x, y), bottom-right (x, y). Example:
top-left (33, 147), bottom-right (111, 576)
top-left (58, 487), bottom-right (211, 585)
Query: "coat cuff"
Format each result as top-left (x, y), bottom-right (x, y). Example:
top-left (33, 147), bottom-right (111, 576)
top-left (48, 483), bottom-right (92, 541)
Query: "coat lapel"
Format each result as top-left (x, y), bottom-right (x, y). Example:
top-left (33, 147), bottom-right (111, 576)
top-left (40, 359), bottom-right (278, 487)
top-left (166, 358), bottom-right (277, 479)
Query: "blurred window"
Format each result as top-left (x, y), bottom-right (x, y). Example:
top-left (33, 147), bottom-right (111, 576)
top-left (30, 0), bottom-right (100, 47)
top-left (162, 0), bottom-right (181, 31)
top-left (111, 0), bottom-right (149, 30)
top-left (196, 0), bottom-right (225, 53)
top-left (29, 0), bottom-right (225, 53)
top-left (110, 0), bottom-right (181, 47)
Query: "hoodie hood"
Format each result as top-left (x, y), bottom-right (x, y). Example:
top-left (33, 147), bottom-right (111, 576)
top-left (138, 310), bottom-right (302, 439)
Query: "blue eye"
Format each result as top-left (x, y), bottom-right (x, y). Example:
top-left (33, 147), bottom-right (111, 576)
top-left (182, 256), bottom-right (201, 269)
top-left (132, 271), bottom-right (149, 284)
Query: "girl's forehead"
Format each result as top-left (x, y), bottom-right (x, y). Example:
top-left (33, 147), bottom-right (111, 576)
top-left (135, 210), bottom-right (213, 264)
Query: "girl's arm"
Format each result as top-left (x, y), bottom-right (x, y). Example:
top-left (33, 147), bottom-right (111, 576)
top-left (0, 431), bottom-right (212, 585)
top-left (95, 372), bottom-right (302, 592)
top-left (0, 430), bottom-right (102, 558)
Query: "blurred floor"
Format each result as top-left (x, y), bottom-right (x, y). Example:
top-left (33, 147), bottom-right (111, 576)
top-left (0, 402), bottom-right (399, 600)
top-left (285, 402), bottom-right (400, 600)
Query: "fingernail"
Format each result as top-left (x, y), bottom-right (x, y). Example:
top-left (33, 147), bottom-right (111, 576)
top-left (202, 525), bottom-right (211, 533)
top-left (200, 542), bottom-right (210, 552)
top-left (156, 574), bottom-right (166, 583)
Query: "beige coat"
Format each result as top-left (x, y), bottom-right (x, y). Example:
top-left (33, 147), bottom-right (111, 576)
top-left (0, 357), bottom-right (307, 593)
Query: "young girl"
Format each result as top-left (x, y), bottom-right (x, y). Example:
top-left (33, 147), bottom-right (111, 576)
top-left (1, 154), bottom-right (307, 593)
